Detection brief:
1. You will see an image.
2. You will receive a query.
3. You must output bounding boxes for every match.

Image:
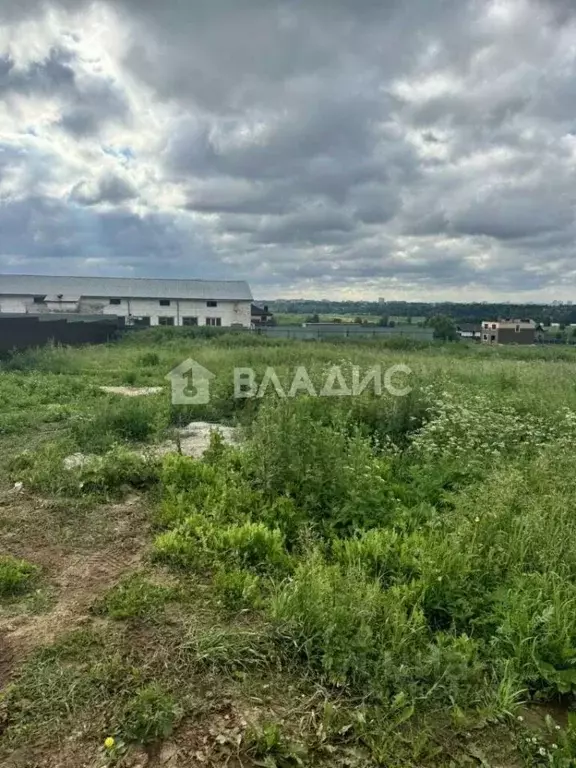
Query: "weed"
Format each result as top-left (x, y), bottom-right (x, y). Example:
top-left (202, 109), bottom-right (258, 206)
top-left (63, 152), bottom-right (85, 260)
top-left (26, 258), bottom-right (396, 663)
top-left (0, 555), bottom-right (39, 598)
top-left (214, 567), bottom-right (262, 611)
top-left (116, 683), bottom-right (182, 745)
top-left (72, 396), bottom-right (166, 451)
top-left (94, 573), bottom-right (180, 621)
top-left (184, 626), bottom-right (277, 672)
top-left (138, 352), bottom-right (160, 367)
top-left (243, 721), bottom-right (307, 766)
top-left (7, 332), bottom-right (576, 765)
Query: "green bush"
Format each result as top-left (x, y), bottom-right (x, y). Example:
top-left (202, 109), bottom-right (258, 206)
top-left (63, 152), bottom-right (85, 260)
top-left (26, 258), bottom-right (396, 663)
top-left (244, 399), bottom-right (397, 535)
top-left (0, 555), bottom-right (39, 598)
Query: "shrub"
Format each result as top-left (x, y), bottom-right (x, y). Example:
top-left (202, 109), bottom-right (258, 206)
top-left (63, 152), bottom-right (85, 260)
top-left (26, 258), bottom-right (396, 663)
top-left (0, 555), bottom-right (39, 598)
top-left (244, 399), bottom-right (397, 535)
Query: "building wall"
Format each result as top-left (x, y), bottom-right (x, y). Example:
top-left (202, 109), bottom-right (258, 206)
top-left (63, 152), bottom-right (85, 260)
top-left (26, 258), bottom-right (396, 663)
top-left (0, 295), bottom-right (252, 327)
top-left (481, 327), bottom-right (535, 344)
top-left (0, 295), bottom-right (29, 313)
top-left (497, 328), bottom-right (535, 345)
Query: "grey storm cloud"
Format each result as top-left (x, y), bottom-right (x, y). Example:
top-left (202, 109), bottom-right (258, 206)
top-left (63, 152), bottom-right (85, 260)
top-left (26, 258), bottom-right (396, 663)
top-left (0, 48), bottom-right (75, 94)
top-left (1, 0), bottom-right (576, 298)
top-left (0, 46), bottom-right (128, 137)
top-left (70, 173), bottom-right (138, 206)
top-left (0, 194), bottom-right (227, 278)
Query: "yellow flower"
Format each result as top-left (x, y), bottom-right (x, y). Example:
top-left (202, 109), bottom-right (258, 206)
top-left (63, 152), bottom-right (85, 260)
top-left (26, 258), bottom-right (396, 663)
top-left (104, 737), bottom-right (115, 750)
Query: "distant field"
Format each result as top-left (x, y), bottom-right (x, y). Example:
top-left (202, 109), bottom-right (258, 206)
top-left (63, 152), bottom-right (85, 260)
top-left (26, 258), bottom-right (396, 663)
top-left (274, 312), bottom-right (426, 325)
top-left (2, 332), bottom-right (576, 766)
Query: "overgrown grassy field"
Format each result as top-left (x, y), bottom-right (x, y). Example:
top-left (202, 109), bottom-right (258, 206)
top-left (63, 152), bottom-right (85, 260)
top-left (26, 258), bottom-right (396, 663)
top-left (2, 331), bottom-right (576, 766)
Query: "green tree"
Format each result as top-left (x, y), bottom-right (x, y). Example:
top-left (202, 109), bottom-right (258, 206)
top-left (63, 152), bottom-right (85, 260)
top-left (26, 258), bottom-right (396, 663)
top-left (427, 315), bottom-right (458, 341)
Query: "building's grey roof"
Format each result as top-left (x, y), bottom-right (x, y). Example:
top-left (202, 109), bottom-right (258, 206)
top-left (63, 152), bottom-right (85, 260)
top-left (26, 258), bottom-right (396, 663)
top-left (0, 274), bottom-right (253, 301)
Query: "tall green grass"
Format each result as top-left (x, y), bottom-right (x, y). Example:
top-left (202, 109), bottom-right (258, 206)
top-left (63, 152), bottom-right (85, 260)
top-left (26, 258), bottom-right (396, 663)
top-left (153, 385), bottom-right (576, 726)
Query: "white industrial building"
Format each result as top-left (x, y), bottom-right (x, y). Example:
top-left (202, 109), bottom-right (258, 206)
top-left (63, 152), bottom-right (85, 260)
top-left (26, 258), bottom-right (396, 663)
top-left (0, 274), bottom-right (253, 327)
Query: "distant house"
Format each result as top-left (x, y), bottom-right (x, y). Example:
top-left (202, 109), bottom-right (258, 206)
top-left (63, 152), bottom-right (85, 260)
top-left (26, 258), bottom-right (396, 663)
top-left (456, 323), bottom-right (482, 340)
top-left (251, 304), bottom-right (274, 326)
top-left (481, 319), bottom-right (537, 345)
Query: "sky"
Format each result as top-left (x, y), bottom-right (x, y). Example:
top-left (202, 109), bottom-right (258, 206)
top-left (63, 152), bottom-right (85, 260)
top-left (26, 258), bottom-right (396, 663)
top-left (1, 0), bottom-right (576, 301)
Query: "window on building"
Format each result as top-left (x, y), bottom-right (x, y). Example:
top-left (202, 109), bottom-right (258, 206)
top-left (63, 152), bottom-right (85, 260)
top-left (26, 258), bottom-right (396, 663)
top-left (109, 298), bottom-right (121, 305)
top-left (33, 296), bottom-right (46, 304)
top-left (491, 334), bottom-right (496, 341)
top-left (206, 317), bottom-right (222, 327)
top-left (207, 300), bottom-right (218, 307)
top-left (159, 299), bottom-right (171, 306)
top-left (482, 334), bottom-right (488, 341)
top-left (491, 323), bottom-right (497, 329)
top-left (158, 316), bottom-right (175, 326)
top-left (182, 317), bottom-right (198, 326)
top-left (483, 323), bottom-right (489, 329)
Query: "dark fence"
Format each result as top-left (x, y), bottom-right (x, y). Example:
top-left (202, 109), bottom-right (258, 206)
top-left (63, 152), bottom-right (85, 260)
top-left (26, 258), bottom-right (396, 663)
top-left (256, 324), bottom-right (435, 341)
top-left (0, 315), bottom-right (124, 353)
top-left (0, 316), bottom-right (434, 352)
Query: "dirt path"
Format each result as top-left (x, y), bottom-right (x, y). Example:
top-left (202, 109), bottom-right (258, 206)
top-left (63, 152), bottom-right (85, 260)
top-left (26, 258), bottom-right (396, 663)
top-left (0, 489), bottom-right (149, 687)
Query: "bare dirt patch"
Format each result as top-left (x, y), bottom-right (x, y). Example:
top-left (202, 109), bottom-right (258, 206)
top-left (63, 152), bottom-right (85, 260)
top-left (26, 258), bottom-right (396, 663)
top-left (164, 421), bottom-right (239, 459)
top-left (64, 422), bottom-right (240, 470)
top-left (99, 387), bottom-right (164, 397)
top-left (0, 490), bottom-right (149, 686)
